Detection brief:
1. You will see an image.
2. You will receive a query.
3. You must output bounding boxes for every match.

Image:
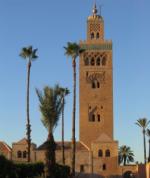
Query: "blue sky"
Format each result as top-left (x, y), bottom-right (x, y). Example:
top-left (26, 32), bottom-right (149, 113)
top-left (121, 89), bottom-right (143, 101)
top-left (0, 0), bottom-right (150, 163)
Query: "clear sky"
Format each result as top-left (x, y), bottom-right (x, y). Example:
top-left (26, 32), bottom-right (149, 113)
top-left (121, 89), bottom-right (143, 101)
top-left (0, 0), bottom-right (150, 163)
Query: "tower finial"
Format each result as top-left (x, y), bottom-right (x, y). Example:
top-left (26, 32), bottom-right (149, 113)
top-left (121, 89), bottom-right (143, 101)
top-left (92, 2), bottom-right (98, 16)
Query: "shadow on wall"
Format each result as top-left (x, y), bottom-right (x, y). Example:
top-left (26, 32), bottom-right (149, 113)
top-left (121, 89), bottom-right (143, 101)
top-left (75, 173), bottom-right (123, 178)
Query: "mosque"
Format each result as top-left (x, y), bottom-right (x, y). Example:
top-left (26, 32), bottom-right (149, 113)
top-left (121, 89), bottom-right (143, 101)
top-left (0, 4), bottom-right (150, 178)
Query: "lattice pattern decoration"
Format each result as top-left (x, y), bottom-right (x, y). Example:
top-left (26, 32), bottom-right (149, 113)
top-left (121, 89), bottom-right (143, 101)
top-left (90, 23), bottom-right (100, 32)
top-left (86, 71), bottom-right (105, 83)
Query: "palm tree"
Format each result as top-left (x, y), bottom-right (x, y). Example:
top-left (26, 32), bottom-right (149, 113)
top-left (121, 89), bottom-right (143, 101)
top-left (136, 118), bottom-right (150, 164)
top-left (59, 87), bottom-right (70, 165)
top-left (64, 42), bottom-right (84, 177)
top-left (20, 46), bottom-right (38, 162)
top-left (119, 145), bottom-right (134, 166)
top-left (36, 85), bottom-right (63, 178)
top-left (146, 129), bottom-right (150, 162)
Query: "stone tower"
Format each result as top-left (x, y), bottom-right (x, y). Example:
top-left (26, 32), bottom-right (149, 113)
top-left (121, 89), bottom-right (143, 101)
top-left (79, 5), bottom-right (119, 175)
top-left (79, 4), bottom-right (113, 148)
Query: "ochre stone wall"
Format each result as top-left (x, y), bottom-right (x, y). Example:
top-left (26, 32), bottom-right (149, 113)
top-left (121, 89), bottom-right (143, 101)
top-left (12, 139), bottom-right (36, 162)
top-left (36, 148), bottom-right (90, 173)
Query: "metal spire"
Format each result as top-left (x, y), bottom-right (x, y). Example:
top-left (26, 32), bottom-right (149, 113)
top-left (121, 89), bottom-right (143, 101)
top-left (92, 2), bottom-right (98, 16)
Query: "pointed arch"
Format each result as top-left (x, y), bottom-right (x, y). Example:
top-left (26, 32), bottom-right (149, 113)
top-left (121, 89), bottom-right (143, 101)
top-left (96, 33), bottom-right (100, 39)
top-left (91, 32), bottom-right (94, 39)
top-left (96, 57), bottom-right (100, 66)
top-left (98, 149), bottom-right (103, 157)
top-left (91, 57), bottom-right (95, 66)
top-left (84, 57), bottom-right (89, 66)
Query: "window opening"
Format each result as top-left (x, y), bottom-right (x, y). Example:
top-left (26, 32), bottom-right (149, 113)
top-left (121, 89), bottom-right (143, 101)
top-left (17, 151), bottom-right (22, 158)
top-left (80, 165), bottom-right (84, 172)
top-left (97, 58), bottom-right (100, 65)
top-left (98, 149), bottom-right (103, 157)
top-left (91, 33), bottom-right (94, 39)
top-left (105, 150), bottom-right (110, 157)
top-left (92, 82), bottom-right (96, 88)
top-left (96, 33), bottom-right (99, 39)
top-left (103, 164), bottom-right (106, 170)
top-left (92, 114), bottom-right (95, 122)
top-left (85, 57), bottom-right (89, 65)
top-left (91, 58), bottom-right (95, 66)
top-left (23, 151), bottom-right (27, 158)
top-left (98, 115), bottom-right (100, 122)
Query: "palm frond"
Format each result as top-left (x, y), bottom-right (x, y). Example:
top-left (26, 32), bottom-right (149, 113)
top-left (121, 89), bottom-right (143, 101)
top-left (136, 118), bottom-right (150, 129)
top-left (36, 85), bottom-right (63, 133)
top-left (19, 46), bottom-right (38, 61)
top-left (119, 145), bottom-right (134, 165)
top-left (64, 42), bottom-right (84, 59)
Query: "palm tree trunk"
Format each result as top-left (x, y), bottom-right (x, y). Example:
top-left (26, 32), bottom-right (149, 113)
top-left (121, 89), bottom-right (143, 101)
top-left (71, 58), bottom-right (76, 177)
top-left (46, 132), bottom-right (56, 178)
top-left (143, 129), bottom-right (147, 164)
top-left (123, 156), bottom-right (126, 166)
top-left (62, 97), bottom-right (65, 165)
top-left (148, 139), bottom-right (150, 162)
top-left (26, 61), bottom-right (31, 162)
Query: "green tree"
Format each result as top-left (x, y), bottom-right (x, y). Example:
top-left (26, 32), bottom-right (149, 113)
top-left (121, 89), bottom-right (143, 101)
top-left (20, 46), bottom-right (38, 162)
top-left (64, 42), bottom-right (84, 177)
top-left (136, 118), bottom-right (150, 164)
top-left (59, 88), bottom-right (70, 165)
top-left (119, 145), bottom-right (134, 166)
top-left (146, 129), bottom-right (150, 162)
top-left (36, 85), bottom-right (63, 178)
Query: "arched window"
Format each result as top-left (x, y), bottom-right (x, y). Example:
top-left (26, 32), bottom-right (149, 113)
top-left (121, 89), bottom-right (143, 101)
top-left (23, 151), bottom-right (27, 158)
top-left (97, 82), bottom-right (100, 88)
top-left (96, 58), bottom-right (100, 66)
top-left (91, 33), bottom-right (94, 39)
top-left (98, 149), bottom-right (103, 157)
top-left (92, 114), bottom-right (95, 122)
top-left (97, 114), bottom-right (100, 122)
top-left (105, 149), bottom-right (110, 157)
top-left (96, 33), bottom-right (99, 39)
top-left (102, 56), bottom-right (106, 66)
top-left (92, 82), bottom-right (96, 88)
top-left (84, 57), bottom-right (89, 66)
top-left (103, 164), bottom-right (106, 170)
top-left (17, 151), bottom-right (22, 158)
top-left (91, 58), bottom-right (95, 66)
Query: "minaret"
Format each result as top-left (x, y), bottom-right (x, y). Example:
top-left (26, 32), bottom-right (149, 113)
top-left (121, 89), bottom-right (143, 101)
top-left (79, 4), bottom-right (113, 148)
